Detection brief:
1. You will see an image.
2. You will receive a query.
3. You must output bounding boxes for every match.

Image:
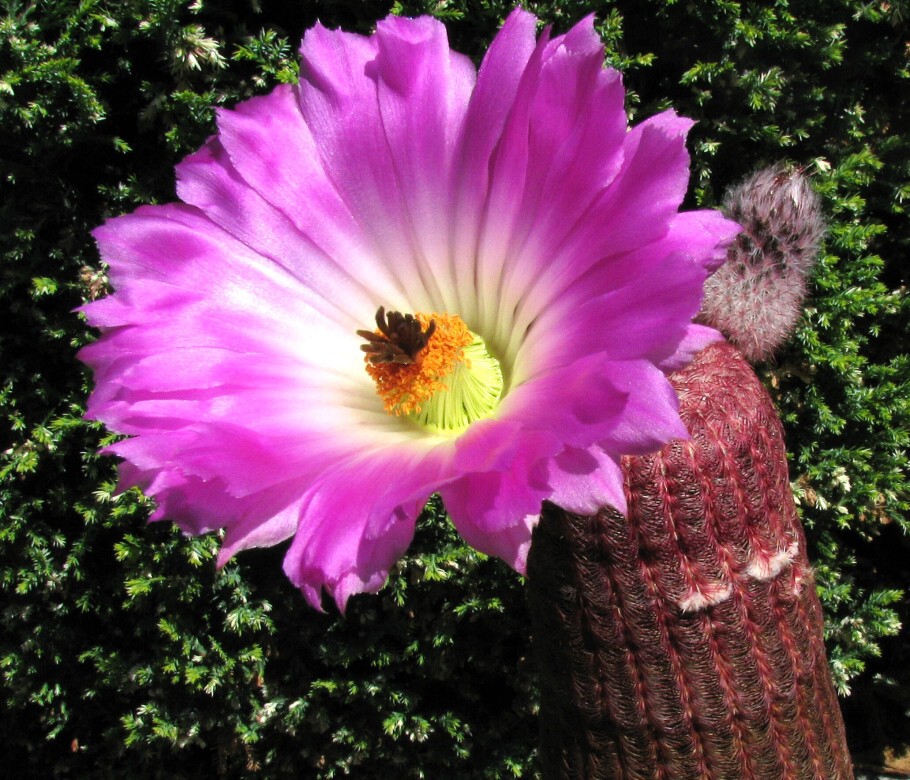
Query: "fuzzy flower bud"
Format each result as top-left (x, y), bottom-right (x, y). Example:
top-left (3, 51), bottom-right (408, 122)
top-left (697, 165), bottom-right (824, 362)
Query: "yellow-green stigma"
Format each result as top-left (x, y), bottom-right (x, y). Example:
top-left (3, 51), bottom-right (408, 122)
top-left (359, 307), bottom-right (503, 436)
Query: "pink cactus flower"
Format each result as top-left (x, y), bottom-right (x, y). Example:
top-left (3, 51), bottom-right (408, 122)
top-left (80, 10), bottom-right (739, 610)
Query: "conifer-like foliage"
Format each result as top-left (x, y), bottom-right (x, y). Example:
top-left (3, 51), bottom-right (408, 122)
top-left (1, 0), bottom-right (907, 775)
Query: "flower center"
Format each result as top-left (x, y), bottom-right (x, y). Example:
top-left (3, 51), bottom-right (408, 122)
top-left (359, 307), bottom-right (503, 435)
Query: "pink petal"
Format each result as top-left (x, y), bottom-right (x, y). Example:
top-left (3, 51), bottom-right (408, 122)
top-left (441, 447), bottom-right (552, 572)
top-left (175, 141), bottom-right (400, 323)
top-left (283, 443), bottom-right (453, 610)
top-left (595, 109), bottom-right (697, 253)
top-left (672, 209), bottom-right (742, 274)
top-left (296, 18), bottom-right (474, 315)
top-left (214, 85), bottom-right (352, 240)
top-left (448, 9), bottom-right (538, 323)
top-left (502, 352), bottom-right (631, 449)
top-left (510, 109), bottom-right (698, 330)
top-left (593, 360), bottom-right (689, 455)
top-left (118, 461), bottom-right (302, 554)
top-left (440, 420), bottom-right (563, 572)
top-left (478, 18), bottom-right (629, 345)
top-left (658, 324), bottom-right (726, 372)
top-left (528, 250), bottom-right (709, 377)
top-left (547, 444), bottom-right (627, 516)
top-left (569, 210), bottom-right (742, 299)
top-left (512, 208), bottom-right (739, 386)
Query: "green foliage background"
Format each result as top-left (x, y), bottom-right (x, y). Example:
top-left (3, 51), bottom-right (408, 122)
top-left (1, 0), bottom-right (907, 775)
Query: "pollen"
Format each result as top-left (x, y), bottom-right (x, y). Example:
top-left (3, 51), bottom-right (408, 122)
top-left (360, 308), bottom-right (503, 435)
top-left (364, 312), bottom-right (473, 416)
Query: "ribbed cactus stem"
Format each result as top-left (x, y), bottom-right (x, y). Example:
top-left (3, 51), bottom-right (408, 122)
top-left (528, 341), bottom-right (852, 779)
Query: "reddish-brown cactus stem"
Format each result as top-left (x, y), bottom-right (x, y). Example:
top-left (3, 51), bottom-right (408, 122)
top-left (528, 341), bottom-right (852, 780)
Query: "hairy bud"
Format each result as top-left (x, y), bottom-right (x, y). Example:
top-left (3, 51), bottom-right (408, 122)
top-left (697, 165), bottom-right (824, 362)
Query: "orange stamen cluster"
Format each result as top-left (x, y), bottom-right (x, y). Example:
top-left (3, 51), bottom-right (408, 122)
top-left (365, 312), bottom-right (472, 415)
